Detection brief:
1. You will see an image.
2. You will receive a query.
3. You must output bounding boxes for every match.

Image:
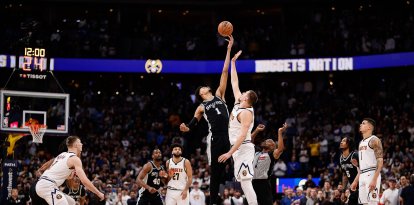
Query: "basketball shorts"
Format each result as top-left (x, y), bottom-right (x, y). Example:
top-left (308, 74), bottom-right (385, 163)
top-left (358, 170), bottom-right (381, 204)
top-left (232, 143), bottom-right (255, 182)
top-left (165, 189), bottom-right (189, 205)
top-left (36, 177), bottom-right (76, 205)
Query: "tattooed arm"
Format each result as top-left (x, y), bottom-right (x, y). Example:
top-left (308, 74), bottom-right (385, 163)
top-left (368, 137), bottom-right (383, 191)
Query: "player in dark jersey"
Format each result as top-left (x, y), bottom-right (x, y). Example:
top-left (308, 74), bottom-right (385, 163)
top-left (63, 176), bottom-right (86, 205)
top-left (136, 149), bottom-right (168, 205)
top-left (180, 35), bottom-right (234, 205)
top-left (339, 137), bottom-right (360, 205)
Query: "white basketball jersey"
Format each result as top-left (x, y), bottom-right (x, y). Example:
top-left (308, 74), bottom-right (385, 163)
top-left (42, 152), bottom-right (76, 186)
top-left (229, 104), bottom-right (254, 145)
top-left (167, 157), bottom-right (188, 190)
top-left (358, 135), bottom-right (377, 171)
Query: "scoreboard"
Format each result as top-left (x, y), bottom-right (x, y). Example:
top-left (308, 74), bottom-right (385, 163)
top-left (0, 48), bottom-right (54, 71)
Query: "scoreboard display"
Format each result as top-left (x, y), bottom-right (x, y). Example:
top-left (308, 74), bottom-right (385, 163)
top-left (0, 48), bottom-right (54, 72)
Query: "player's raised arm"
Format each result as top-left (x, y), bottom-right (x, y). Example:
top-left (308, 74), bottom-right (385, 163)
top-left (251, 124), bottom-right (265, 144)
top-left (230, 50), bottom-right (243, 103)
top-left (215, 35), bottom-right (234, 100)
top-left (273, 123), bottom-right (287, 159)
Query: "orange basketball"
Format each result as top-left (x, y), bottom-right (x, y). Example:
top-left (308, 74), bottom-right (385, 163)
top-left (218, 21), bottom-right (233, 37)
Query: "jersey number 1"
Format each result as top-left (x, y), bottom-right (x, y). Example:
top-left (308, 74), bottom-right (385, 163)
top-left (215, 108), bottom-right (221, 115)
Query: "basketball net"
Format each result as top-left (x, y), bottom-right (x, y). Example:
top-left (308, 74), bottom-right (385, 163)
top-left (25, 118), bottom-right (47, 143)
top-left (29, 124), bottom-right (46, 143)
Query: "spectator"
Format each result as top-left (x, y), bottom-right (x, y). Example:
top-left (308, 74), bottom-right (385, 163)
top-left (287, 155), bottom-right (301, 177)
top-left (229, 189), bottom-right (245, 205)
top-left (190, 181), bottom-right (205, 205)
top-left (281, 188), bottom-right (294, 205)
top-left (6, 188), bottom-right (25, 205)
top-left (292, 187), bottom-right (305, 205)
top-left (126, 191), bottom-right (137, 205)
top-left (400, 174), bottom-right (414, 205)
top-left (380, 178), bottom-right (399, 205)
top-left (273, 159), bottom-right (287, 177)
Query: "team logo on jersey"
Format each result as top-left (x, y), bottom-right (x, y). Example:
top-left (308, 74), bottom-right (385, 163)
top-left (372, 193), bottom-right (377, 199)
top-left (56, 194), bottom-right (62, 199)
top-left (145, 59), bottom-right (163, 73)
top-left (242, 170), bottom-right (247, 176)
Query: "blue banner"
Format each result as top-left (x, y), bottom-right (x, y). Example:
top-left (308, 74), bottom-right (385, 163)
top-left (1, 160), bottom-right (18, 202)
top-left (53, 58), bottom-right (256, 73)
top-left (2, 52), bottom-right (414, 73)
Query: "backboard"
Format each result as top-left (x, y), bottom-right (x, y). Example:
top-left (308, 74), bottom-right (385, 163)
top-left (0, 90), bottom-right (69, 134)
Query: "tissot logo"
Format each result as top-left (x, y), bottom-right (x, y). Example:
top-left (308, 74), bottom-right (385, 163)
top-left (19, 74), bottom-right (47, 80)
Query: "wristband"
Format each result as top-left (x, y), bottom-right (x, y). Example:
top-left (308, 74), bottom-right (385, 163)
top-left (187, 117), bottom-right (199, 130)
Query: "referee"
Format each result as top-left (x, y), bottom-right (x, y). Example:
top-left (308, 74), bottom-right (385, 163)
top-left (251, 123), bottom-right (287, 205)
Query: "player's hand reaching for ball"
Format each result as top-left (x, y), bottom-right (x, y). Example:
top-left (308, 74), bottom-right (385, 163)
top-left (232, 50), bottom-right (242, 62)
top-left (278, 123), bottom-right (288, 133)
top-left (218, 152), bottom-right (231, 163)
top-left (227, 35), bottom-right (234, 49)
top-left (180, 123), bottom-right (190, 132)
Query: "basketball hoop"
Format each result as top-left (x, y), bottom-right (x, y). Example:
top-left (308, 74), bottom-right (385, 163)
top-left (28, 124), bottom-right (47, 143)
top-left (25, 118), bottom-right (47, 143)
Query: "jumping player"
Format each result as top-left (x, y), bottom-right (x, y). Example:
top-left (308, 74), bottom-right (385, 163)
top-left (218, 50), bottom-right (258, 205)
top-left (179, 36), bottom-right (234, 205)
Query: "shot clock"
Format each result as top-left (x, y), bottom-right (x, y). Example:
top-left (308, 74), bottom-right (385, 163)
top-left (21, 47), bottom-right (52, 71)
top-left (0, 48), bottom-right (54, 72)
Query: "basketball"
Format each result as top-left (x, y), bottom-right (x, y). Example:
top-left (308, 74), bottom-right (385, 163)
top-left (218, 21), bottom-right (233, 37)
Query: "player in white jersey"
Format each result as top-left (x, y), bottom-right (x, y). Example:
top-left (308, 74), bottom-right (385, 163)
top-left (166, 144), bottom-right (193, 205)
top-left (358, 118), bottom-right (383, 205)
top-left (218, 50), bottom-right (258, 205)
top-left (35, 136), bottom-right (105, 205)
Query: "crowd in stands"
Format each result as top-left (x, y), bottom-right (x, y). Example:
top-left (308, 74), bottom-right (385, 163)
top-left (0, 1), bottom-right (414, 60)
top-left (0, 68), bottom-right (413, 204)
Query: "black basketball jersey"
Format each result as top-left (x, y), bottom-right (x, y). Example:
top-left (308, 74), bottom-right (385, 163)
top-left (201, 96), bottom-right (229, 134)
top-left (142, 161), bottom-right (165, 195)
top-left (63, 185), bottom-right (86, 203)
top-left (340, 151), bottom-right (359, 185)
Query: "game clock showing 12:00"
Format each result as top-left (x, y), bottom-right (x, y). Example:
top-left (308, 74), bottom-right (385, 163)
top-left (22, 47), bottom-right (47, 71)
